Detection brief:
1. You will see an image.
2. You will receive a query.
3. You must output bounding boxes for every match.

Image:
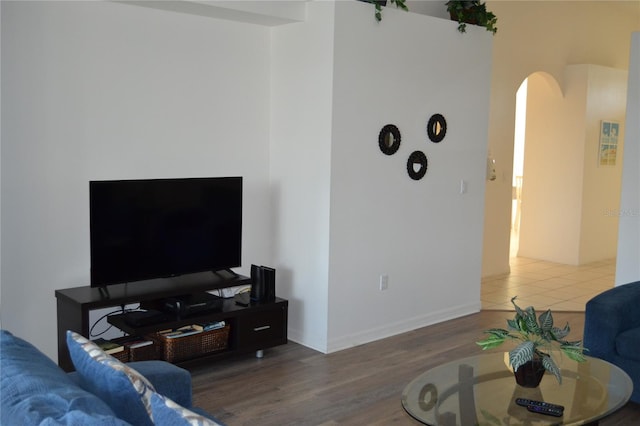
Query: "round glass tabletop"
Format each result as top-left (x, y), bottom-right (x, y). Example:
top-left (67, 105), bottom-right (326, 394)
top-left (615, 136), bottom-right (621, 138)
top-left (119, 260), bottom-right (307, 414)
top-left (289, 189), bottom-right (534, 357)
top-left (401, 353), bottom-right (633, 425)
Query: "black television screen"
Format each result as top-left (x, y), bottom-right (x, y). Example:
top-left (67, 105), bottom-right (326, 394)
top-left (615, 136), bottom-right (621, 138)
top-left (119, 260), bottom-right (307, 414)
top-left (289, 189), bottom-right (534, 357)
top-left (90, 177), bottom-right (242, 287)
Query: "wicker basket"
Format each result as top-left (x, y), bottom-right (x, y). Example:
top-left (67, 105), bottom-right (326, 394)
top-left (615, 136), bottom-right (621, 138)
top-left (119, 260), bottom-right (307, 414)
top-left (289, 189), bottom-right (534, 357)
top-left (111, 348), bottom-right (130, 363)
top-left (128, 341), bottom-right (161, 362)
top-left (150, 325), bottom-right (230, 363)
top-left (112, 337), bottom-right (161, 362)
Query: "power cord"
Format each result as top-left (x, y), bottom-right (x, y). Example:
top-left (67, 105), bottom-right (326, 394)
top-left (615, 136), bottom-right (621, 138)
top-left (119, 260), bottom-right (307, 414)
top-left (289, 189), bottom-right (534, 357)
top-left (88, 304), bottom-right (140, 338)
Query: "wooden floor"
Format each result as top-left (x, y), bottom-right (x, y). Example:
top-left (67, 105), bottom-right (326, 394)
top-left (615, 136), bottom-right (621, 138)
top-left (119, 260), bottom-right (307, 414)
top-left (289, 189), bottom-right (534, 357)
top-left (190, 311), bottom-right (640, 425)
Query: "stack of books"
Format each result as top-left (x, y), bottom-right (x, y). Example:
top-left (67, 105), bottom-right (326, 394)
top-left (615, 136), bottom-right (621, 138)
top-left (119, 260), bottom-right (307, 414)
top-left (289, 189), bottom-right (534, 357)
top-left (192, 320), bottom-right (226, 332)
top-left (92, 338), bottom-right (125, 355)
top-left (158, 321), bottom-right (226, 339)
top-left (118, 336), bottom-right (154, 349)
top-left (158, 327), bottom-right (202, 339)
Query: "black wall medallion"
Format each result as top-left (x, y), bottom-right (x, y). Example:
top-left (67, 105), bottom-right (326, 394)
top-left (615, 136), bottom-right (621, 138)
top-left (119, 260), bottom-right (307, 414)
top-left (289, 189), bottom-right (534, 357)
top-left (427, 114), bottom-right (447, 143)
top-left (407, 150), bottom-right (428, 180)
top-left (378, 124), bottom-right (401, 155)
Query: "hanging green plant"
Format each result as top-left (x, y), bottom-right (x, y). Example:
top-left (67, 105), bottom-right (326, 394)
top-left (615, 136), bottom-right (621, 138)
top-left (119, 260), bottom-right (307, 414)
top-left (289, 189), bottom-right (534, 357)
top-left (360, 0), bottom-right (408, 22)
top-left (445, 1), bottom-right (498, 34)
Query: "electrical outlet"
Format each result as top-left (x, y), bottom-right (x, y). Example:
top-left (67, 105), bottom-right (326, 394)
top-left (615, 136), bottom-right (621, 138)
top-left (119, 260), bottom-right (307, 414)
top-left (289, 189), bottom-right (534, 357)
top-left (379, 275), bottom-right (389, 291)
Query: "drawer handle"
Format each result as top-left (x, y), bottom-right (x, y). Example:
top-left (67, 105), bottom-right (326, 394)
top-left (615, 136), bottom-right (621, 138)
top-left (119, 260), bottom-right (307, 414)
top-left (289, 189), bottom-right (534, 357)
top-left (253, 325), bottom-right (271, 332)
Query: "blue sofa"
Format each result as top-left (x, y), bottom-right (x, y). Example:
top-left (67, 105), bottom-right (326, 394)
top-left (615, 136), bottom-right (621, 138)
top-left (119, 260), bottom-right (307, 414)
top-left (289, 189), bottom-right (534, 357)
top-left (584, 281), bottom-right (640, 403)
top-left (0, 329), bottom-right (222, 425)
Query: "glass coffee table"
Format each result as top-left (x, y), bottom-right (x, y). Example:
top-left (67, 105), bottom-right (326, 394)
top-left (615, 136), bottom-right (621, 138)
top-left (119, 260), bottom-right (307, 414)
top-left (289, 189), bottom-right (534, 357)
top-left (401, 353), bottom-right (632, 425)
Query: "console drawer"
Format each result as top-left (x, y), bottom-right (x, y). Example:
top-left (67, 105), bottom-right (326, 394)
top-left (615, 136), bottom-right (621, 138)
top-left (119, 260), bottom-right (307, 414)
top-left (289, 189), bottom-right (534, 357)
top-left (237, 307), bottom-right (286, 349)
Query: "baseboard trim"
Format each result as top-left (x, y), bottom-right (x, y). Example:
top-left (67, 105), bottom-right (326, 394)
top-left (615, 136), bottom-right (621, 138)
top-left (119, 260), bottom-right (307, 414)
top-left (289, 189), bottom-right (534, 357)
top-left (325, 301), bottom-right (480, 354)
top-left (286, 330), bottom-right (328, 354)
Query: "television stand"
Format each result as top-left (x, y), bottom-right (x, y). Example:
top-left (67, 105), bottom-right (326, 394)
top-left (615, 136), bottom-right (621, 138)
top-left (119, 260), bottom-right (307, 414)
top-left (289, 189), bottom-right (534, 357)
top-left (213, 269), bottom-right (238, 279)
top-left (55, 272), bottom-right (288, 372)
top-left (97, 286), bottom-right (111, 299)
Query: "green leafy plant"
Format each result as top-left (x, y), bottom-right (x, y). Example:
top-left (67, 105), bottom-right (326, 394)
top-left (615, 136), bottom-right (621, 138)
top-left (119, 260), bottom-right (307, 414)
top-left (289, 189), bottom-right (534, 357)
top-left (445, 1), bottom-right (497, 34)
top-left (361, 0), bottom-right (408, 22)
top-left (476, 296), bottom-right (587, 383)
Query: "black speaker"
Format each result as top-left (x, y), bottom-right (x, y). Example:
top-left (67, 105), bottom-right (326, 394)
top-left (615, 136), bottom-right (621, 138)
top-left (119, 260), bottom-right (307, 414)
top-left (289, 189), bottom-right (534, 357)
top-left (250, 264), bottom-right (276, 303)
top-left (250, 264), bottom-right (264, 302)
top-left (261, 266), bottom-right (276, 302)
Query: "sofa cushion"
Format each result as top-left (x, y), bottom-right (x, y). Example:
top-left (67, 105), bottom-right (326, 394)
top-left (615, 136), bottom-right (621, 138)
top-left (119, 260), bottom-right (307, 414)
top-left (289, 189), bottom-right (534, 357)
top-left (66, 331), bottom-right (155, 426)
top-left (36, 411), bottom-right (131, 426)
top-left (616, 327), bottom-right (640, 362)
top-left (0, 330), bottom-right (127, 426)
top-left (128, 361), bottom-right (193, 408)
top-left (150, 392), bottom-right (224, 426)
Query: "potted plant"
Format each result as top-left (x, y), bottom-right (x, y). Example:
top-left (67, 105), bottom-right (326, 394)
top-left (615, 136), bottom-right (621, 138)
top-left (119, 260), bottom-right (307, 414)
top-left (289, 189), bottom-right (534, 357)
top-left (359, 0), bottom-right (408, 22)
top-left (445, 1), bottom-right (497, 34)
top-left (476, 296), bottom-right (587, 387)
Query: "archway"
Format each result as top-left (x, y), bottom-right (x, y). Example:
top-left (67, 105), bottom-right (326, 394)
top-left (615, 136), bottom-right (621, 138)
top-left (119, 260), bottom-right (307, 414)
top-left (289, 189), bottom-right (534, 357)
top-left (483, 69), bottom-right (621, 311)
top-left (510, 72), bottom-right (563, 259)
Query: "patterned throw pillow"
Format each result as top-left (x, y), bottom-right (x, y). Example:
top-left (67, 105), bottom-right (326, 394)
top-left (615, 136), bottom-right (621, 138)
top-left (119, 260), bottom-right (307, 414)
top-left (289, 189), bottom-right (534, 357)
top-left (0, 330), bottom-right (128, 426)
top-left (66, 331), bottom-right (156, 425)
top-left (150, 392), bottom-right (224, 426)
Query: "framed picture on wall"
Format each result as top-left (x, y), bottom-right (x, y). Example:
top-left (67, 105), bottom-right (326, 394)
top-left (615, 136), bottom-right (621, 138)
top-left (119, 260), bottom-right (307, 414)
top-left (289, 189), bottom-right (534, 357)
top-left (599, 120), bottom-right (619, 166)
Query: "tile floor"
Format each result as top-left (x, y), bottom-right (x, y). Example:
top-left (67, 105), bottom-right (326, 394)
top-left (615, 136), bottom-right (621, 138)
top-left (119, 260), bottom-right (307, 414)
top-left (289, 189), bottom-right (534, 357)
top-left (481, 257), bottom-right (616, 311)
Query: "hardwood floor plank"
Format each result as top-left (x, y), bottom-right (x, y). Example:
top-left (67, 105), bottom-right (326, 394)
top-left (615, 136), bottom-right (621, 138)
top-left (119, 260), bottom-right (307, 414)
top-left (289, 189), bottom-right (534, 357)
top-left (190, 311), bottom-right (639, 425)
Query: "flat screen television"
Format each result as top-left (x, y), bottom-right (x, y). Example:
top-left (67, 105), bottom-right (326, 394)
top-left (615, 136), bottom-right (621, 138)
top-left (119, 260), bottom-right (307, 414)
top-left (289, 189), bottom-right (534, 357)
top-left (90, 177), bottom-right (242, 287)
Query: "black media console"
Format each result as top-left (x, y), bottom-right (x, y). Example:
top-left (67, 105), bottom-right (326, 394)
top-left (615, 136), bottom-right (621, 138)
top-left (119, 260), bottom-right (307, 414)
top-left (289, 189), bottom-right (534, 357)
top-left (55, 272), bottom-right (288, 372)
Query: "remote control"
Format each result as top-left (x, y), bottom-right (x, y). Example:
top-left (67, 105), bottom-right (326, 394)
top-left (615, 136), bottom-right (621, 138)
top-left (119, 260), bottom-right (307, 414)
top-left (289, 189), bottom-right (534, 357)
top-left (526, 404), bottom-right (564, 417)
top-left (516, 398), bottom-right (564, 412)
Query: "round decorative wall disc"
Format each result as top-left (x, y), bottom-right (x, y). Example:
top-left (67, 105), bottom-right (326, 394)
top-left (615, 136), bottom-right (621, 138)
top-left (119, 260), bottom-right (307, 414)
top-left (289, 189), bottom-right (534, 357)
top-left (379, 124), bottom-right (401, 155)
top-left (407, 151), bottom-right (428, 180)
top-left (427, 114), bottom-right (447, 143)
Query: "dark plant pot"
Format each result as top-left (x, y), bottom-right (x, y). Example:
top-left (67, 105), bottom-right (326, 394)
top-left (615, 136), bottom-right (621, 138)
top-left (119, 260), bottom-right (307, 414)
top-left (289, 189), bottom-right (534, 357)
top-left (360, 0), bottom-right (388, 6)
top-left (514, 359), bottom-right (545, 388)
top-left (449, 10), bottom-right (479, 25)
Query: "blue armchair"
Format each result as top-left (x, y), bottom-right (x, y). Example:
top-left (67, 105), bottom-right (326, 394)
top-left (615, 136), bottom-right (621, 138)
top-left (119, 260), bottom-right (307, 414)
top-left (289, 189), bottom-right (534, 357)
top-left (584, 281), bottom-right (640, 403)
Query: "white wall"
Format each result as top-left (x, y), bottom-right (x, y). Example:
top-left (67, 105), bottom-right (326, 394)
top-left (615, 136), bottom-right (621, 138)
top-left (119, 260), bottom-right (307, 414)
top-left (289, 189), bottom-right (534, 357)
top-left (518, 65), bottom-right (627, 265)
top-left (616, 32), bottom-right (640, 285)
top-left (1, 1), bottom-right (273, 359)
top-left (2, 0), bottom-right (493, 360)
top-left (270, 1), bottom-right (491, 353)
top-left (518, 71), bottom-right (583, 264)
top-left (482, 1), bottom-right (639, 277)
top-left (327, 2), bottom-right (491, 351)
top-left (270, 1), bottom-right (336, 352)
top-left (580, 65), bottom-right (628, 263)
